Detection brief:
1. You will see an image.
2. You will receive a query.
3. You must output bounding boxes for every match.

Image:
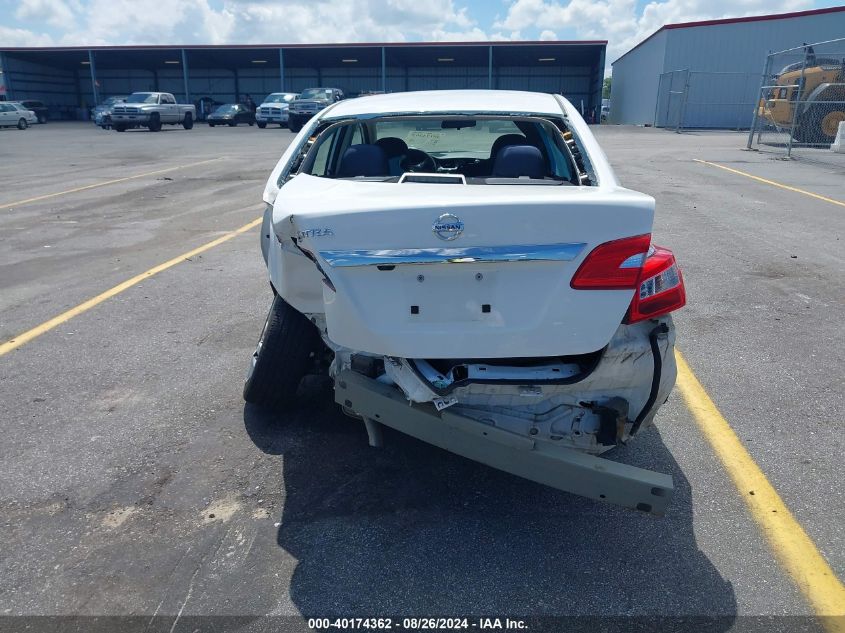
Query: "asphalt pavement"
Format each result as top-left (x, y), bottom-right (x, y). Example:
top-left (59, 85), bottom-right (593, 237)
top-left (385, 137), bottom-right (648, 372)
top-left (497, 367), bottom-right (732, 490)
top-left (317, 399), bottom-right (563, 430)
top-left (0, 121), bottom-right (842, 632)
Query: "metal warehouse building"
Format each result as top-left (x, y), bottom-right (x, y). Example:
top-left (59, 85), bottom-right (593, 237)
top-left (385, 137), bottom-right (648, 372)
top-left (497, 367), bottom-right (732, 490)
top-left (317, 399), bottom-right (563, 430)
top-left (611, 6), bottom-right (845, 128)
top-left (0, 41), bottom-right (606, 121)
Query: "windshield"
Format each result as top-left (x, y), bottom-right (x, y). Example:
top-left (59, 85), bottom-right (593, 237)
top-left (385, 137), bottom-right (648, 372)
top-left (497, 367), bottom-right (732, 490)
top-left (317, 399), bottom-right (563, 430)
top-left (126, 93), bottom-right (158, 104)
top-left (303, 116), bottom-right (578, 184)
top-left (265, 93), bottom-right (296, 104)
top-left (214, 105), bottom-right (238, 114)
top-left (299, 88), bottom-right (333, 101)
top-left (102, 97), bottom-right (126, 106)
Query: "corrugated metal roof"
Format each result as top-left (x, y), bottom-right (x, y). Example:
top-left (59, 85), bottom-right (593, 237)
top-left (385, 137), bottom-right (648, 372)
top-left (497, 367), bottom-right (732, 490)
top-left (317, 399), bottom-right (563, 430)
top-left (2, 40), bottom-right (607, 53)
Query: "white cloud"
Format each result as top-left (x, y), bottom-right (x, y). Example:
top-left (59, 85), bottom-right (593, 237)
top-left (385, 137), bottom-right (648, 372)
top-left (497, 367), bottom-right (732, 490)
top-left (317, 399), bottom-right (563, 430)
top-left (40, 0), bottom-right (489, 46)
top-left (14, 0), bottom-right (77, 30)
top-left (0, 25), bottom-right (55, 46)
top-left (3, 0), bottom-right (823, 69)
top-left (496, 0), bottom-right (815, 62)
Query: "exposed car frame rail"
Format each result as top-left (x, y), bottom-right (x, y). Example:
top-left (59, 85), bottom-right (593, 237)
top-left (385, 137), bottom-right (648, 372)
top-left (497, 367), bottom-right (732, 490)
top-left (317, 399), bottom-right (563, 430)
top-left (336, 370), bottom-right (674, 516)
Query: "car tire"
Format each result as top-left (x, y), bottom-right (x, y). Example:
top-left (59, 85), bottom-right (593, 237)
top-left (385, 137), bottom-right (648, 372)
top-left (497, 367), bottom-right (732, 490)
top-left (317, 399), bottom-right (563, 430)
top-left (257, 122), bottom-right (267, 129)
top-left (243, 295), bottom-right (321, 410)
top-left (37, 115), bottom-right (47, 124)
top-left (289, 119), bottom-right (302, 133)
top-left (228, 121), bottom-right (237, 127)
top-left (17, 118), bottom-right (28, 130)
top-left (148, 113), bottom-right (162, 132)
top-left (183, 113), bottom-right (193, 130)
top-left (114, 125), bottom-right (127, 132)
top-left (249, 121), bottom-right (254, 126)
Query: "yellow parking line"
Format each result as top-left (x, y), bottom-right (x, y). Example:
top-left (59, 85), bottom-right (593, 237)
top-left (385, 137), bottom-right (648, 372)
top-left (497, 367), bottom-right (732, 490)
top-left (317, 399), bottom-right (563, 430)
top-left (675, 350), bottom-right (845, 631)
top-left (0, 158), bottom-right (224, 211)
top-left (0, 216), bottom-right (262, 357)
top-left (694, 159), bottom-right (845, 208)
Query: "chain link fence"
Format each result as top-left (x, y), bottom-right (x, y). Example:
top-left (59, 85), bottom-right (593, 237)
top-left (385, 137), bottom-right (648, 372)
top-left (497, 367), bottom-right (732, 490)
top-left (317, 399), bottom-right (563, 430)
top-left (656, 70), bottom-right (761, 131)
top-left (747, 38), bottom-right (845, 164)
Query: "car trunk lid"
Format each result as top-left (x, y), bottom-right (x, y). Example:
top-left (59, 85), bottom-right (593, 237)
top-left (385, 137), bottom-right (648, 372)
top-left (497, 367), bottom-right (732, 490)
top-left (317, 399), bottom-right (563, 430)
top-left (275, 175), bottom-right (654, 358)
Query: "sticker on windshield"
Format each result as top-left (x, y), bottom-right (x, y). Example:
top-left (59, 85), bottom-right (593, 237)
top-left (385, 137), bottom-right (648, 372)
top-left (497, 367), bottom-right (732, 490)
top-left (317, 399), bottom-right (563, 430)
top-left (406, 130), bottom-right (445, 149)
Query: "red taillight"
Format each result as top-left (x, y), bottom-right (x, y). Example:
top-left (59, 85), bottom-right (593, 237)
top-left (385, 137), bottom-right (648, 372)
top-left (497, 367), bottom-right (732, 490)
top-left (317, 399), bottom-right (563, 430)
top-left (571, 236), bottom-right (686, 323)
top-left (570, 234), bottom-right (652, 289)
top-left (625, 246), bottom-right (686, 323)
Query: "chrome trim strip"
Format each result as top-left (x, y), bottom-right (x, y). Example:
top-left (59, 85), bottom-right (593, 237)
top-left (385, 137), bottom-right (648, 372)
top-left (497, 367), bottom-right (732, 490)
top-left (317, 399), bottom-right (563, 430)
top-left (319, 243), bottom-right (586, 267)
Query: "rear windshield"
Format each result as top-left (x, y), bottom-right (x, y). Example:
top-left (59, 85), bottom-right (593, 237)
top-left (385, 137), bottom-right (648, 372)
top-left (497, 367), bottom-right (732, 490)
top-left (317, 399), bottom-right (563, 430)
top-left (126, 93), bottom-right (158, 103)
top-left (300, 116), bottom-right (580, 185)
top-left (265, 93), bottom-right (296, 103)
top-left (299, 88), bottom-right (334, 101)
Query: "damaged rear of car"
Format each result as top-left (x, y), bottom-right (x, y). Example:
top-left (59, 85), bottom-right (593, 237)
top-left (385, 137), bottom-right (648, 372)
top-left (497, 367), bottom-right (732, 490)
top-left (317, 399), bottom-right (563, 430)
top-left (247, 90), bottom-right (686, 515)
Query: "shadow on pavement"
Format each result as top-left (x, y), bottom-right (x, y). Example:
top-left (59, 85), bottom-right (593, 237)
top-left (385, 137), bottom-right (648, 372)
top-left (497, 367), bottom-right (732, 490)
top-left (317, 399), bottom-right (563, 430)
top-left (244, 387), bottom-right (736, 628)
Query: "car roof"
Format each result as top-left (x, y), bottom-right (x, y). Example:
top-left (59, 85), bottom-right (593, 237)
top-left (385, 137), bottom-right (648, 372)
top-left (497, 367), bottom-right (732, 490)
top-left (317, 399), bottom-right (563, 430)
top-left (326, 90), bottom-right (564, 119)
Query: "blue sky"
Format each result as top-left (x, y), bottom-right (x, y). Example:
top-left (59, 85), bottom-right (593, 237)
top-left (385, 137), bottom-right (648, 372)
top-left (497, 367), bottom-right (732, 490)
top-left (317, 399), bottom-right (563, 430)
top-left (1, 0), bottom-right (840, 63)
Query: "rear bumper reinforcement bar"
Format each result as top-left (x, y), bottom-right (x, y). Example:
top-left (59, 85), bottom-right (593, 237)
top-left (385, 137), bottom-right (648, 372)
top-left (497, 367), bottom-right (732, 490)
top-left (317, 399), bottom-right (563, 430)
top-left (335, 370), bottom-right (674, 516)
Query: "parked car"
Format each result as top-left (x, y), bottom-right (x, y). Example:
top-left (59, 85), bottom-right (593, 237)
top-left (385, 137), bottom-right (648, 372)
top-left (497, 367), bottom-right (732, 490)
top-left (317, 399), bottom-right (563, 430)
top-left (16, 100), bottom-right (49, 124)
top-left (246, 90), bottom-right (687, 516)
top-left (287, 87), bottom-right (344, 132)
top-left (110, 92), bottom-right (195, 132)
top-left (195, 96), bottom-right (223, 121)
top-left (256, 92), bottom-right (298, 128)
top-left (601, 98), bottom-right (610, 123)
top-left (207, 103), bottom-right (256, 127)
top-left (0, 102), bottom-right (37, 129)
top-left (92, 96), bottom-right (128, 129)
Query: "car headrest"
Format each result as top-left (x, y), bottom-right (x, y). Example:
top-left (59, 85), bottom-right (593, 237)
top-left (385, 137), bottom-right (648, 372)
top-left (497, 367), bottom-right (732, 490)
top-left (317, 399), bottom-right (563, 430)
top-left (336, 144), bottom-right (389, 177)
top-left (490, 134), bottom-right (529, 158)
top-left (491, 145), bottom-right (547, 179)
top-left (375, 137), bottom-right (409, 158)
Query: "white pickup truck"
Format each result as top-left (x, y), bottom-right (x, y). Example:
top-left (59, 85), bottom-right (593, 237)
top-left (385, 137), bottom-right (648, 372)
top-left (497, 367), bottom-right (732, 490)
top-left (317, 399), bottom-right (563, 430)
top-left (248, 90), bottom-right (687, 515)
top-left (110, 92), bottom-right (195, 132)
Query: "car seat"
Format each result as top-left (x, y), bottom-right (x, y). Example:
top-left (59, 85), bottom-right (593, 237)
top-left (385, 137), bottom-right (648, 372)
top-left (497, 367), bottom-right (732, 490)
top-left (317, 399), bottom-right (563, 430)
top-left (336, 144), bottom-right (389, 177)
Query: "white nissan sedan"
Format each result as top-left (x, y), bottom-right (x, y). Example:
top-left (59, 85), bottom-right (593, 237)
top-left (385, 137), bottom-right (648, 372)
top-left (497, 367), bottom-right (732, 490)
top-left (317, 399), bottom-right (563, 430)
top-left (245, 90), bottom-right (687, 515)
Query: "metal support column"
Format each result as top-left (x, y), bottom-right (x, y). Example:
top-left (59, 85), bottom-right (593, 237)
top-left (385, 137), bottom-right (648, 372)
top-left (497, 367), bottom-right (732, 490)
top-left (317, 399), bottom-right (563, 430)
top-left (0, 51), bottom-right (12, 101)
top-left (381, 46), bottom-right (386, 93)
top-left (595, 46), bottom-right (606, 120)
top-left (181, 49), bottom-right (190, 103)
top-left (279, 48), bottom-right (285, 92)
top-left (234, 68), bottom-right (240, 102)
top-left (676, 69), bottom-right (691, 133)
top-left (88, 50), bottom-right (100, 106)
top-left (488, 46), bottom-right (493, 89)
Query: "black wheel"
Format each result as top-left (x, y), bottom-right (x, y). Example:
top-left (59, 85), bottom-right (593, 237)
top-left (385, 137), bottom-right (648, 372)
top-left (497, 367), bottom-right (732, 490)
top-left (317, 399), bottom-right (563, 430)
top-left (37, 114), bottom-right (47, 124)
top-left (209, 122), bottom-right (216, 127)
top-left (148, 113), bottom-right (162, 132)
top-left (288, 119), bottom-right (302, 133)
top-left (797, 103), bottom-right (845, 144)
top-left (257, 122), bottom-right (267, 129)
top-left (243, 295), bottom-right (321, 410)
top-left (182, 113), bottom-right (193, 130)
top-left (249, 121), bottom-right (254, 126)
top-left (114, 125), bottom-right (127, 132)
top-left (228, 121), bottom-right (237, 127)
